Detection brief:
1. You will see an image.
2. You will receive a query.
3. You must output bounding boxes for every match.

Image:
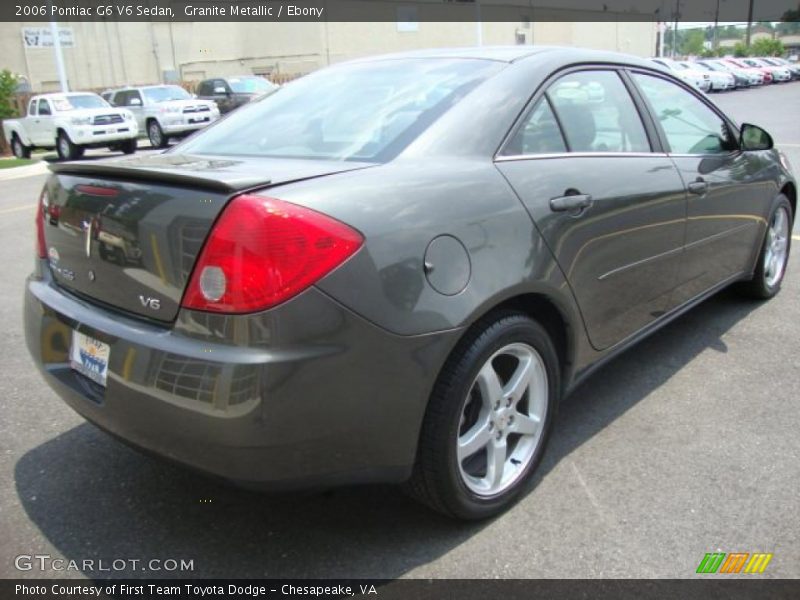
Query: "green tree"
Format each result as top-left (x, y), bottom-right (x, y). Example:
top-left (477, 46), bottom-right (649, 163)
top-left (681, 29), bottom-right (706, 56)
top-left (751, 38), bottom-right (785, 56)
top-left (0, 70), bottom-right (20, 156)
top-left (721, 25), bottom-right (744, 40)
top-left (733, 42), bottom-right (750, 57)
top-left (0, 70), bottom-right (20, 120)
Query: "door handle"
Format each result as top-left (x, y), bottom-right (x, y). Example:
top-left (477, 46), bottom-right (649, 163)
top-left (550, 193), bottom-right (593, 212)
top-left (687, 179), bottom-right (709, 195)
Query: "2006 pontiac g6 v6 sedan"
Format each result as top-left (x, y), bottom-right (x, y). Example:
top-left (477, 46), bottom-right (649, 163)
top-left (25, 47), bottom-right (795, 519)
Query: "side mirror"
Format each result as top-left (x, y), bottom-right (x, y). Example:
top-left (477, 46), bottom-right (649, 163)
top-left (740, 123), bottom-right (773, 151)
top-left (130, 97), bottom-right (142, 106)
top-left (213, 86), bottom-right (227, 95)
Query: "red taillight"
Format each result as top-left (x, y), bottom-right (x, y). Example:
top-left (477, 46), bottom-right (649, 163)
top-left (181, 194), bottom-right (363, 314)
top-left (36, 188), bottom-right (47, 259)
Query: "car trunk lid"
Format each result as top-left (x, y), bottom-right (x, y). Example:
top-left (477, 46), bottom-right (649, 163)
top-left (43, 153), bottom-right (373, 322)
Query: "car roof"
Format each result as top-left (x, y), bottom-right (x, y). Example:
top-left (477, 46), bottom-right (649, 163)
top-left (349, 45), bottom-right (662, 71)
top-left (350, 46), bottom-right (555, 63)
top-left (37, 92), bottom-right (99, 98)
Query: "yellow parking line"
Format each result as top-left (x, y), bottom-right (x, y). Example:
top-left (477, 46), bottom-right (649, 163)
top-left (0, 204), bottom-right (35, 215)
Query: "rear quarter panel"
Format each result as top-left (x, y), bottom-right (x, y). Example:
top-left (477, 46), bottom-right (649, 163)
top-left (270, 158), bottom-right (584, 346)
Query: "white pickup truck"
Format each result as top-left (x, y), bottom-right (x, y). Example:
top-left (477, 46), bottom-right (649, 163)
top-left (3, 92), bottom-right (139, 161)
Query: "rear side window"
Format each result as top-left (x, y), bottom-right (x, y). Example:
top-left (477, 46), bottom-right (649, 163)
top-left (503, 98), bottom-right (567, 155)
top-left (547, 71), bottom-right (650, 153)
top-left (180, 58), bottom-right (503, 162)
top-left (632, 73), bottom-right (737, 155)
top-left (196, 81), bottom-right (211, 96)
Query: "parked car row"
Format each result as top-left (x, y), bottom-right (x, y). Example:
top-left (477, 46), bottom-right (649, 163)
top-left (4, 75), bottom-right (277, 161)
top-left (649, 56), bottom-right (799, 93)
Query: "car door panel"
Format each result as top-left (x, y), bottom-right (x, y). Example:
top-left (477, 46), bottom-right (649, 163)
top-left (668, 153), bottom-right (774, 304)
top-left (498, 156), bottom-right (687, 350)
top-left (32, 99), bottom-right (53, 146)
top-left (629, 71), bottom-right (775, 306)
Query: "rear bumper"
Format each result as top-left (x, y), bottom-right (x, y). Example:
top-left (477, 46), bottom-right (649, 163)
top-left (24, 267), bottom-right (458, 488)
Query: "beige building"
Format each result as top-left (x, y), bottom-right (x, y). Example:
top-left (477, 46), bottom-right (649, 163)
top-left (0, 21), bottom-right (657, 92)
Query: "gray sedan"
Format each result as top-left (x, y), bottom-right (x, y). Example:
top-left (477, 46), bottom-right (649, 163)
top-left (25, 47), bottom-right (795, 520)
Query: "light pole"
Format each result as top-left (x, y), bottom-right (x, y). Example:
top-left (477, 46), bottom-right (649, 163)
top-left (475, 0), bottom-right (483, 47)
top-left (47, 1), bottom-right (68, 91)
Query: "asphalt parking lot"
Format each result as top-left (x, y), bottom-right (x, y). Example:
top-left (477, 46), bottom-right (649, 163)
top-left (1, 82), bottom-right (799, 580)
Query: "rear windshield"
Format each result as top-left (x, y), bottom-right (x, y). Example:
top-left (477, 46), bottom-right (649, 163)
top-left (179, 58), bottom-right (503, 162)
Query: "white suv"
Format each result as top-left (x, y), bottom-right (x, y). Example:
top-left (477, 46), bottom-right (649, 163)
top-left (108, 85), bottom-right (220, 148)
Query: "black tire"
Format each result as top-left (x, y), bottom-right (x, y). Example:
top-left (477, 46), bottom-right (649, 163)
top-left (56, 131), bottom-right (81, 161)
top-left (119, 138), bottom-right (137, 155)
top-left (147, 120), bottom-right (168, 148)
top-left (11, 135), bottom-right (31, 159)
top-left (405, 311), bottom-right (559, 520)
top-left (738, 194), bottom-right (793, 299)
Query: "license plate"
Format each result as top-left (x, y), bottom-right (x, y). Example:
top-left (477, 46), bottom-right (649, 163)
top-left (69, 331), bottom-right (110, 387)
top-left (189, 117), bottom-right (209, 124)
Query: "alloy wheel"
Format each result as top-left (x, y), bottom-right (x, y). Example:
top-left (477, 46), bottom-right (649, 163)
top-left (457, 342), bottom-right (548, 497)
top-left (764, 206), bottom-right (790, 288)
top-left (149, 123), bottom-right (163, 147)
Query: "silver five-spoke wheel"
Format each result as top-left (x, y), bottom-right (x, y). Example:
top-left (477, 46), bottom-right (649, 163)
top-left (764, 206), bottom-right (789, 288)
top-left (457, 342), bottom-right (548, 497)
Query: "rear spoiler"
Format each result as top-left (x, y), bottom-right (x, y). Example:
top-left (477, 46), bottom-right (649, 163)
top-left (48, 161), bottom-right (271, 194)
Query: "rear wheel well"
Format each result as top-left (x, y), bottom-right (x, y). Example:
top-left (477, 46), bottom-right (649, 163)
top-left (467, 294), bottom-right (571, 386)
top-left (781, 182), bottom-right (796, 222)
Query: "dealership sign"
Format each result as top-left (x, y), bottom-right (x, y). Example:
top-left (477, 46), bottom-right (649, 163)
top-left (22, 26), bottom-right (75, 49)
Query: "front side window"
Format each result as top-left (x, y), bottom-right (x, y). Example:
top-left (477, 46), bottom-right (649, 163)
top-left (632, 73), bottom-right (737, 155)
top-left (113, 91), bottom-right (130, 106)
top-left (546, 70), bottom-right (650, 153)
top-left (37, 99), bottom-right (51, 116)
